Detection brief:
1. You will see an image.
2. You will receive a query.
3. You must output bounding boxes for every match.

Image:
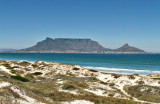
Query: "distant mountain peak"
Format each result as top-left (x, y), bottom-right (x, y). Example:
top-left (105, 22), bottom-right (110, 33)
top-left (115, 43), bottom-right (145, 53)
top-left (120, 43), bottom-right (131, 48)
top-left (123, 43), bottom-right (129, 47)
top-left (45, 37), bottom-right (53, 41)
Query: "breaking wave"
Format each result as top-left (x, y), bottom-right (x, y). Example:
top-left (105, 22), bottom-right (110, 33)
top-left (84, 66), bottom-right (160, 75)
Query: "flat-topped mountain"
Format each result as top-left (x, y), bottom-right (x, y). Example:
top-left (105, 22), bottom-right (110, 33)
top-left (19, 37), bottom-right (145, 53)
top-left (21, 38), bottom-right (110, 53)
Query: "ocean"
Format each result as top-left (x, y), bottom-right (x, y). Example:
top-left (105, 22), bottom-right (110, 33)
top-left (0, 53), bottom-right (160, 75)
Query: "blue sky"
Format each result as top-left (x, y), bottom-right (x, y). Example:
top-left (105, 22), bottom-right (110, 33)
top-left (0, 0), bottom-right (160, 52)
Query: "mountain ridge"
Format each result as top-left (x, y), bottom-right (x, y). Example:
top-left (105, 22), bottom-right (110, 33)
top-left (19, 37), bottom-right (145, 53)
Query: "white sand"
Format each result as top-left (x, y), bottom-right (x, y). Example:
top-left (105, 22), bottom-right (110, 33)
top-left (10, 86), bottom-right (45, 104)
top-left (0, 82), bottom-right (10, 88)
top-left (62, 100), bottom-right (94, 104)
top-left (0, 66), bottom-right (15, 75)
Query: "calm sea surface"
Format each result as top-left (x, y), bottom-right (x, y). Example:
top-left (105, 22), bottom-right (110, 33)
top-left (0, 53), bottom-right (160, 75)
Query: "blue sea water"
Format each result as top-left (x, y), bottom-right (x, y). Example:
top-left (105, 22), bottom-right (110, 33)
top-left (0, 53), bottom-right (160, 75)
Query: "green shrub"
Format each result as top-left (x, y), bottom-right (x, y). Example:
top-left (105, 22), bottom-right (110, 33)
top-left (32, 64), bottom-right (38, 68)
top-left (19, 61), bottom-right (30, 66)
top-left (112, 74), bottom-right (121, 78)
top-left (72, 68), bottom-right (80, 70)
top-left (11, 75), bottom-right (29, 82)
top-left (10, 70), bottom-right (16, 74)
top-left (89, 69), bottom-right (98, 72)
top-left (62, 84), bottom-right (77, 90)
top-left (33, 72), bottom-right (43, 76)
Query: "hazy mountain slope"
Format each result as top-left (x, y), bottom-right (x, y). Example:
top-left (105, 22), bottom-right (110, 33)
top-left (0, 49), bottom-right (16, 52)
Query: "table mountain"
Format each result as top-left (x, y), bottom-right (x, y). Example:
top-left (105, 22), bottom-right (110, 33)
top-left (19, 37), bottom-right (145, 53)
top-left (20, 37), bottom-right (111, 53)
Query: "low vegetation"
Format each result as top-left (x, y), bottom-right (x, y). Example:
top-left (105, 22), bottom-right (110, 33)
top-left (89, 69), bottom-right (98, 72)
top-left (2, 63), bottom-right (14, 69)
top-left (32, 64), bottom-right (39, 68)
top-left (32, 72), bottom-right (43, 76)
top-left (125, 85), bottom-right (160, 103)
top-left (18, 61), bottom-right (30, 66)
top-left (10, 70), bottom-right (16, 74)
top-left (72, 68), bottom-right (80, 70)
top-left (62, 84), bottom-right (77, 90)
top-left (11, 75), bottom-right (30, 82)
top-left (0, 60), bottom-right (160, 104)
top-left (17, 81), bottom-right (140, 104)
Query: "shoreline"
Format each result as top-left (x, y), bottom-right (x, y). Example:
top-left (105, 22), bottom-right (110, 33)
top-left (0, 51), bottom-right (156, 54)
top-left (0, 57), bottom-right (159, 76)
top-left (0, 60), bottom-right (160, 76)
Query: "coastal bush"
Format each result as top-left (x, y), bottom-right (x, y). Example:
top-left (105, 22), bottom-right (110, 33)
top-left (112, 74), bottom-right (121, 78)
top-left (33, 72), bottom-right (43, 76)
top-left (19, 61), bottom-right (30, 66)
top-left (138, 81), bottom-right (144, 84)
top-left (127, 75), bottom-right (135, 79)
top-left (89, 69), bottom-right (98, 72)
top-left (91, 77), bottom-right (98, 82)
top-left (99, 81), bottom-right (108, 85)
top-left (152, 78), bottom-right (160, 80)
top-left (11, 75), bottom-right (29, 82)
top-left (32, 64), bottom-right (38, 68)
top-left (62, 84), bottom-right (77, 90)
top-left (109, 83), bottom-right (115, 86)
top-left (72, 68), bottom-right (80, 70)
top-left (10, 70), bottom-right (16, 74)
